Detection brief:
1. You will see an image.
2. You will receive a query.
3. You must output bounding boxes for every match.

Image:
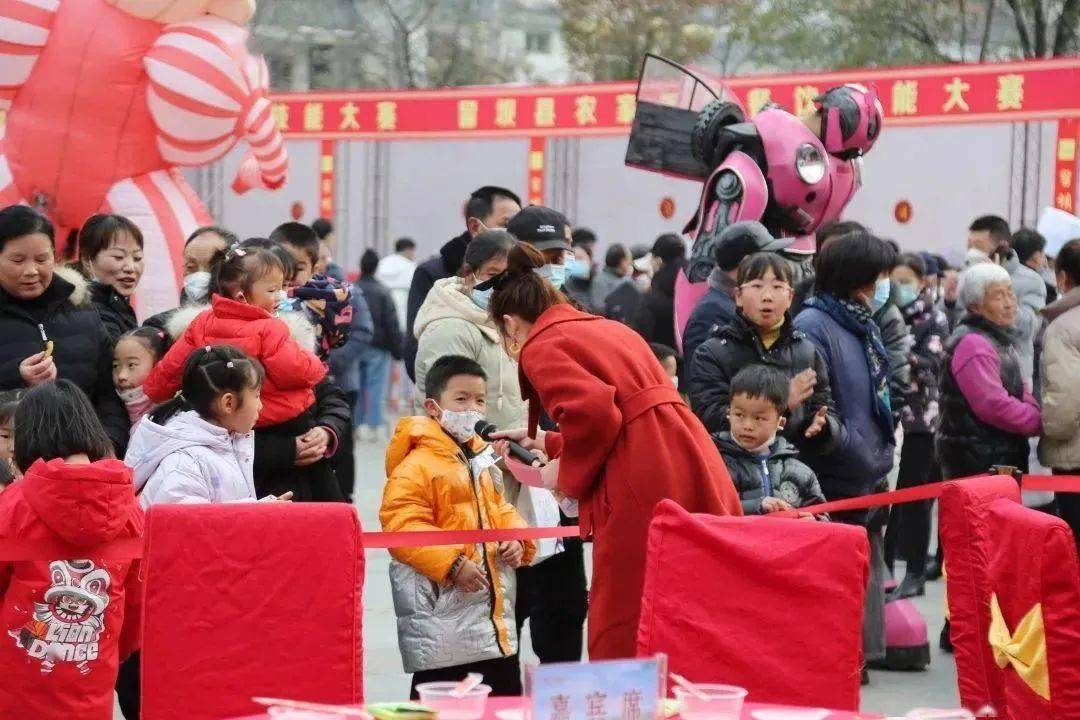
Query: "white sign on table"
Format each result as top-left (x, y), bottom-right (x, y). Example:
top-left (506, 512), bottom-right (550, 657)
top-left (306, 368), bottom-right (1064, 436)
top-left (526, 656), bottom-right (667, 720)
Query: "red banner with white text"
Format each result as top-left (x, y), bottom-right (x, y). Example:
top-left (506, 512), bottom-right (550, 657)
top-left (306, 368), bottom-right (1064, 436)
top-left (268, 57), bottom-right (1080, 141)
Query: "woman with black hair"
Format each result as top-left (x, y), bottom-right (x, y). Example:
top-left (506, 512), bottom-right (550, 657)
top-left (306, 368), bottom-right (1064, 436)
top-left (77, 214), bottom-right (144, 341)
top-left (488, 242), bottom-right (741, 660)
top-left (0, 205), bottom-right (129, 453)
top-left (794, 231), bottom-right (897, 504)
top-left (793, 230), bottom-right (897, 674)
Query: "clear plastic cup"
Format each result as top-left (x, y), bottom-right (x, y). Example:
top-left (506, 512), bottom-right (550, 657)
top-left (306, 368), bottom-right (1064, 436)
top-left (674, 684), bottom-right (748, 720)
top-left (415, 681), bottom-right (493, 720)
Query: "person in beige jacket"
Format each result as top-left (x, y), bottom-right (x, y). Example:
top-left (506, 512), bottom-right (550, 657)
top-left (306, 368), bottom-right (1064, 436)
top-left (414, 230), bottom-right (524, 431)
top-left (1038, 238), bottom-right (1080, 545)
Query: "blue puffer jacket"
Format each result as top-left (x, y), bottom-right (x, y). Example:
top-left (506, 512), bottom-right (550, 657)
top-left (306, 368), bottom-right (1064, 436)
top-left (683, 268), bottom-right (737, 371)
top-left (794, 298), bottom-right (895, 500)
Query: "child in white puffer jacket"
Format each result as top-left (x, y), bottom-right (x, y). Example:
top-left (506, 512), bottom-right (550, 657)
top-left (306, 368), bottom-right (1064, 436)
top-left (125, 345), bottom-right (267, 507)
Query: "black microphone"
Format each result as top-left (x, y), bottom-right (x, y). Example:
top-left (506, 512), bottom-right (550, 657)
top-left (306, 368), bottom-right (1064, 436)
top-left (475, 420), bottom-right (545, 467)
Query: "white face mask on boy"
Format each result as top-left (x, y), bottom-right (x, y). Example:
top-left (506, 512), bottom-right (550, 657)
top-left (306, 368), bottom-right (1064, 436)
top-left (437, 406), bottom-right (484, 444)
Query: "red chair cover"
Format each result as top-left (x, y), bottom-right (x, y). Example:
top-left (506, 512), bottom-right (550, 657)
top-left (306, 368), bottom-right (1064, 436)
top-left (986, 499), bottom-right (1080, 719)
top-left (141, 504), bottom-right (364, 720)
top-left (637, 500), bottom-right (868, 711)
top-left (938, 476), bottom-right (1021, 715)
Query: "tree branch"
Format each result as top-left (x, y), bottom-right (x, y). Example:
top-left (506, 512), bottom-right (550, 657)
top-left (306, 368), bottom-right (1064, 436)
top-left (1053, 0), bottom-right (1080, 55)
top-left (1002, 0), bottom-right (1035, 56)
top-left (979, 0), bottom-right (997, 61)
top-left (1031, 0), bottom-right (1048, 55)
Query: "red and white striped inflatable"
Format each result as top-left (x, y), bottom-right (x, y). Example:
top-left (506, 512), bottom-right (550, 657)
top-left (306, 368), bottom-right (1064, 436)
top-left (0, 0), bottom-right (288, 317)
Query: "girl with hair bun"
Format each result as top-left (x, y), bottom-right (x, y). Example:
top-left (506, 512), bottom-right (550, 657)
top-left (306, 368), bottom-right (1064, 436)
top-left (488, 242), bottom-right (741, 660)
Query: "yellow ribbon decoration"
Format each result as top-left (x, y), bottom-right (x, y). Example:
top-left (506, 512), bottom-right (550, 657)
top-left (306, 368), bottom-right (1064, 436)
top-left (988, 593), bottom-right (1050, 701)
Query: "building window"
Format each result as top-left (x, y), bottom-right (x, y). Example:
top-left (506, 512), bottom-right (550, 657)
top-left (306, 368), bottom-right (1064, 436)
top-left (309, 44), bottom-right (335, 89)
top-left (525, 31), bottom-right (552, 54)
top-left (267, 54), bottom-right (293, 90)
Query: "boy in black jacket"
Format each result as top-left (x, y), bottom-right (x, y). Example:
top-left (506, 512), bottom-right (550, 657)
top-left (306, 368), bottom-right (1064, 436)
top-left (715, 365), bottom-right (827, 518)
top-left (689, 252), bottom-right (838, 452)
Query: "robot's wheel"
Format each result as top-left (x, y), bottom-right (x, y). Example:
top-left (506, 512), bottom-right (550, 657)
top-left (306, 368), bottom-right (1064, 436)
top-left (691, 99), bottom-right (745, 168)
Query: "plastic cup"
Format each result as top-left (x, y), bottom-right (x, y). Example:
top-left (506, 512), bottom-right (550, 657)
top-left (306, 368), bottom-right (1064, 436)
top-left (674, 684), bottom-right (748, 720)
top-left (416, 681), bottom-right (493, 720)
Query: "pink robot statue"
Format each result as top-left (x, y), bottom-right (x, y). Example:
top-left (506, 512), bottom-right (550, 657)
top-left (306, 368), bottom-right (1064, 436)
top-left (625, 54), bottom-right (883, 346)
top-left (0, 0), bottom-right (288, 316)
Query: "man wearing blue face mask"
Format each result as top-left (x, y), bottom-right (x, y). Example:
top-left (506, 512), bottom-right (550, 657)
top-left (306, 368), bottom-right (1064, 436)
top-left (505, 205), bottom-right (574, 289)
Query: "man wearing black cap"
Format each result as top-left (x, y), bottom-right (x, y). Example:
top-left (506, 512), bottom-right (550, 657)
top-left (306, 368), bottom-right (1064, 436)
top-left (506, 205), bottom-right (573, 286)
top-left (683, 221), bottom-right (792, 371)
top-left (404, 185), bottom-right (521, 380)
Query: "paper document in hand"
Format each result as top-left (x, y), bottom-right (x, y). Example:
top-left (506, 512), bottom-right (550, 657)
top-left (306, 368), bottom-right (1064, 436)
top-left (506, 458), bottom-right (547, 488)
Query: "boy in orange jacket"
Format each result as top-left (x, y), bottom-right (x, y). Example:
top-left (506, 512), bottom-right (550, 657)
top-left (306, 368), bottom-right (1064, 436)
top-left (381, 355), bottom-right (535, 698)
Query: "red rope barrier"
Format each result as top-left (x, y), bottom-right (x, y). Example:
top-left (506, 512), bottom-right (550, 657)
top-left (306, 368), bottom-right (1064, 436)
top-left (1, 474), bottom-right (1076, 561)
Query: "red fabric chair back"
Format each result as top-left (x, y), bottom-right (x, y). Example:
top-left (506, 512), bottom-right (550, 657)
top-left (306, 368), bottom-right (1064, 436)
top-left (141, 504), bottom-right (364, 720)
top-left (938, 476), bottom-right (1021, 715)
top-left (985, 499), bottom-right (1080, 719)
top-left (636, 500), bottom-right (869, 711)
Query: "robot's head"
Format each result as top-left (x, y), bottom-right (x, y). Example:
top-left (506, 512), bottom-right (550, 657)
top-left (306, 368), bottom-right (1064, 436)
top-left (107, 0), bottom-right (255, 24)
top-left (815, 84), bottom-right (883, 160)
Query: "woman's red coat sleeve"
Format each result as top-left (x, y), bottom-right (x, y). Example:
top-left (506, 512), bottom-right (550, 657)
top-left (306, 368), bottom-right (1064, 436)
top-left (522, 331), bottom-right (623, 500)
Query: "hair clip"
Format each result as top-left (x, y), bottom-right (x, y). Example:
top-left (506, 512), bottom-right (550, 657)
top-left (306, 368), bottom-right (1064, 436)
top-left (226, 361), bottom-right (234, 368)
top-left (204, 345), bottom-right (212, 352)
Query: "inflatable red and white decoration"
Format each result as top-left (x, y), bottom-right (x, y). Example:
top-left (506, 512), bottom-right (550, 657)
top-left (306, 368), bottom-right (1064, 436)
top-left (0, 0), bottom-right (288, 315)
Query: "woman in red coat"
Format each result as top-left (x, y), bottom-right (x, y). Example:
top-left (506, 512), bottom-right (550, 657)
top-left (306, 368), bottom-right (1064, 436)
top-left (489, 243), bottom-right (741, 659)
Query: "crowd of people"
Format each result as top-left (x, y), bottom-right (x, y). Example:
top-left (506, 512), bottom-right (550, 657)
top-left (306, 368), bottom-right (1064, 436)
top-left (0, 182), bottom-right (1077, 715)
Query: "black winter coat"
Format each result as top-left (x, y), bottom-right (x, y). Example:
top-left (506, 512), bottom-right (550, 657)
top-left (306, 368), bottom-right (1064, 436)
top-left (0, 270), bottom-right (129, 454)
top-left (88, 281), bottom-right (138, 342)
top-left (632, 260), bottom-right (682, 349)
top-left (936, 314), bottom-right (1031, 478)
top-left (688, 312), bottom-right (839, 454)
top-left (357, 276), bottom-right (403, 359)
top-left (713, 432), bottom-right (827, 515)
top-left (252, 378), bottom-right (352, 502)
top-left (898, 291), bottom-right (949, 435)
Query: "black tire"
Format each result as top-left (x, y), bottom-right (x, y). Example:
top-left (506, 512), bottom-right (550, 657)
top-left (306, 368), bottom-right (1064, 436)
top-left (691, 99), bottom-right (745, 168)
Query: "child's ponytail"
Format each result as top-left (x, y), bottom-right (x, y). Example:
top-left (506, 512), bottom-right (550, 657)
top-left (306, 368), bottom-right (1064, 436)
top-left (209, 243), bottom-right (283, 301)
top-left (150, 345), bottom-right (265, 425)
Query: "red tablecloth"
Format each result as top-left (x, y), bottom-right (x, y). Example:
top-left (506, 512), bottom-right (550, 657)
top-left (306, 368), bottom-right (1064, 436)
top-left (230, 695), bottom-right (884, 720)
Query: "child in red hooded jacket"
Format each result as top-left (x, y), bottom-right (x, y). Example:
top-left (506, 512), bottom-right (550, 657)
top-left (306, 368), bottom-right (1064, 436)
top-left (0, 380), bottom-right (143, 720)
top-left (144, 244), bottom-right (327, 427)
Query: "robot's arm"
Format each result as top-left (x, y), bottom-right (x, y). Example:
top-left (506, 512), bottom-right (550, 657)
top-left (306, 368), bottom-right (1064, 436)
top-left (0, 0), bottom-right (61, 109)
top-left (144, 17), bottom-right (287, 193)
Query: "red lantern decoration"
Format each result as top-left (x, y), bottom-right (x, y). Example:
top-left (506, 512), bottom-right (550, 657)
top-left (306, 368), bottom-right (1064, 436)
top-left (290, 201), bottom-right (305, 221)
top-left (894, 200), bottom-right (913, 224)
top-left (660, 196), bottom-right (676, 219)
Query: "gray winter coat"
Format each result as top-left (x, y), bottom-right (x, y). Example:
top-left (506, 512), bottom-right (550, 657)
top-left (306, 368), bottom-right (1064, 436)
top-left (872, 300), bottom-right (912, 417)
top-left (1039, 288), bottom-right (1080, 470)
top-left (590, 267), bottom-right (634, 311)
top-left (714, 432), bottom-right (827, 515)
top-left (1003, 249), bottom-right (1047, 385)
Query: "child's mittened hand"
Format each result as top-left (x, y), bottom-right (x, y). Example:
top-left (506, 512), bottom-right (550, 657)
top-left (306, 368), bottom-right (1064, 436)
top-left (452, 559), bottom-right (489, 592)
top-left (804, 405), bottom-right (829, 438)
top-left (498, 541), bottom-right (525, 568)
top-left (761, 497), bottom-right (794, 513)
